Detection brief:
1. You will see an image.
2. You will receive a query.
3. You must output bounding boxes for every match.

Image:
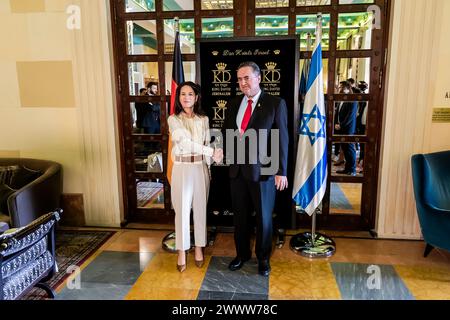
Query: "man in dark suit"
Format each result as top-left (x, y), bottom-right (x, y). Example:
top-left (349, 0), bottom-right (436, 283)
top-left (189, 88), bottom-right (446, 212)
top-left (144, 82), bottom-right (161, 134)
top-left (335, 81), bottom-right (358, 176)
top-left (135, 88), bottom-right (149, 133)
top-left (224, 61), bottom-right (288, 276)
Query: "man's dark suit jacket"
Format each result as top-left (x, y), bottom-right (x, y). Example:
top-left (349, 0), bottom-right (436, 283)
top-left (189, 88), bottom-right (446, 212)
top-left (224, 90), bottom-right (288, 182)
top-left (335, 101), bottom-right (358, 134)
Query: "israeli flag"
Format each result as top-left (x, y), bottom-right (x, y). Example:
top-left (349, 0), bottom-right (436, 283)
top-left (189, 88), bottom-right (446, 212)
top-left (292, 16), bottom-right (327, 216)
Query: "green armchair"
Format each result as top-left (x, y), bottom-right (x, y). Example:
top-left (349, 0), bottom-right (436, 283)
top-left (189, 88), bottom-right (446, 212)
top-left (411, 150), bottom-right (450, 257)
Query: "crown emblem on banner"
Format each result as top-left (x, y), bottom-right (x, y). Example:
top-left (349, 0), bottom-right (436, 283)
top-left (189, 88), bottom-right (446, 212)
top-left (273, 49), bottom-right (280, 55)
top-left (212, 51), bottom-right (219, 56)
top-left (216, 100), bottom-right (227, 108)
top-left (216, 63), bottom-right (227, 70)
top-left (265, 62), bottom-right (277, 70)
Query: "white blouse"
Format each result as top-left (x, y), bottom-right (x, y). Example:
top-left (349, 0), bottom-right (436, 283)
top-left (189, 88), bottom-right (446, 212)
top-left (168, 114), bottom-right (213, 159)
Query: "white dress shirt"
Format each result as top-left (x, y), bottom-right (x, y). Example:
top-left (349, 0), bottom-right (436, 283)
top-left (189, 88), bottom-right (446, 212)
top-left (236, 90), bottom-right (262, 130)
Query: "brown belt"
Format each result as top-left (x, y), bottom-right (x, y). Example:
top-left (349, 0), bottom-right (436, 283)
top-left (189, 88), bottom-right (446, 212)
top-left (175, 155), bottom-right (204, 162)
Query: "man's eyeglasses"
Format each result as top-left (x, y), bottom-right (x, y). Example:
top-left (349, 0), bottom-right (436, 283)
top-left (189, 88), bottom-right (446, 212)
top-left (237, 76), bottom-right (258, 83)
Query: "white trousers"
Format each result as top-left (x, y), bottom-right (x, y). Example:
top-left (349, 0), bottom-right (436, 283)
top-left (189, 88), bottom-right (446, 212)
top-left (171, 162), bottom-right (210, 251)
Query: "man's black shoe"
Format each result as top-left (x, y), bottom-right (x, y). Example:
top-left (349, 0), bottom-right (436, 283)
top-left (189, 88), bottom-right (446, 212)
top-left (228, 257), bottom-right (249, 271)
top-left (258, 260), bottom-right (271, 277)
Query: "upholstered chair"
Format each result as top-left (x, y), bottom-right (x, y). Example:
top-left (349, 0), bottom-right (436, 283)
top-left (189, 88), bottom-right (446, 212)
top-left (411, 151), bottom-right (450, 257)
top-left (0, 158), bottom-right (62, 229)
top-left (1, 209), bottom-right (61, 300)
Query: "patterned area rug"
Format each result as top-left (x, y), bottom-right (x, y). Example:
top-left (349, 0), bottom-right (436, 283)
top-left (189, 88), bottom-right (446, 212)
top-left (21, 229), bottom-right (115, 300)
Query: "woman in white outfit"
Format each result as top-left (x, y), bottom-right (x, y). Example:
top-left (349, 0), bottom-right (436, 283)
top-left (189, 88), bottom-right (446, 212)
top-left (168, 81), bottom-right (222, 272)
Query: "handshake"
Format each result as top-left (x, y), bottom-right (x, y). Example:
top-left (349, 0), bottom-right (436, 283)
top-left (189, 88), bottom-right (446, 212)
top-left (212, 148), bottom-right (224, 164)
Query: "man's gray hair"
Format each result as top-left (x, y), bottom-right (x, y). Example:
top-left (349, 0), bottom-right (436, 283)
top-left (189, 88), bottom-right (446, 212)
top-left (237, 61), bottom-right (261, 76)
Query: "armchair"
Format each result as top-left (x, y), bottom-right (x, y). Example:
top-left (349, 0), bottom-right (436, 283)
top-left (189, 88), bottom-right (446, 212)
top-left (0, 158), bottom-right (62, 228)
top-left (1, 209), bottom-right (61, 300)
top-left (411, 150), bottom-right (450, 257)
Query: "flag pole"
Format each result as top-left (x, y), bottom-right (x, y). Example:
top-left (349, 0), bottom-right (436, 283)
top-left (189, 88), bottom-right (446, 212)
top-left (306, 30), bottom-right (314, 245)
top-left (174, 16), bottom-right (179, 36)
top-left (289, 13), bottom-right (336, 258)
top-left (309, 14), bottom-right (321, 248)
top-left (306, 32), bottom-right (312, 52)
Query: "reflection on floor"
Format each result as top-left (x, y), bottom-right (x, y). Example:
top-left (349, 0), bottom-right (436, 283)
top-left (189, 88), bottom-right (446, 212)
top-left (52, 229), bottom-right (450, 300)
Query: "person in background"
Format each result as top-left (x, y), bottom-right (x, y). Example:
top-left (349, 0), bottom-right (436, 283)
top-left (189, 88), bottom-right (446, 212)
top-left (356, 81), bottom-right (369, 172)
top-left (147, 82), bottom-right (158, 97)
top-left (347, 78), bottom-right (361, 94)
top-left (144, 82), bottom-right (161, 134)
top-left (335, 81), bottom-right (358, 176)
top-left (134, 88), bottom-right (148, 133)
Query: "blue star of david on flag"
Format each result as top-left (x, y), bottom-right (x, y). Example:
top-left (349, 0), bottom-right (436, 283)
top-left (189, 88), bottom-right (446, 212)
top-left (299, 104), bottom-right (326, 146)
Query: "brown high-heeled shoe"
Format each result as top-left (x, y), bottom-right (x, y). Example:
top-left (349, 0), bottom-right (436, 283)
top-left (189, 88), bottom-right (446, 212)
top-left (194, 247), bottom-right (204, 268)
top-left (177, 263), bottom-right (186, 273)
top-left (194, 259), bottom-right (204, 268)
top-left (177, 250), bottom-right (187, 273)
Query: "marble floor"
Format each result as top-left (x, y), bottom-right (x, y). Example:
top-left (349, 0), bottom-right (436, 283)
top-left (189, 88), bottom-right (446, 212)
top-left (53, 229), bottom-right (450, 300)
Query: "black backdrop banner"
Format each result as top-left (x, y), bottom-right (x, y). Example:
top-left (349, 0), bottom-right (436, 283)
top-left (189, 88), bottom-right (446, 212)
top-left (197, 36), bottom-right (299, 229)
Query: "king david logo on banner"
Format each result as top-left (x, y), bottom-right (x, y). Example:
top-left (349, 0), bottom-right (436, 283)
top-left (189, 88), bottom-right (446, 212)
top-left (212, 63), bottom-right (232, 85)
top-left (290, 13), bottom-right (336, 258)
top-left (214, 100), bottom-right (227, 119)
